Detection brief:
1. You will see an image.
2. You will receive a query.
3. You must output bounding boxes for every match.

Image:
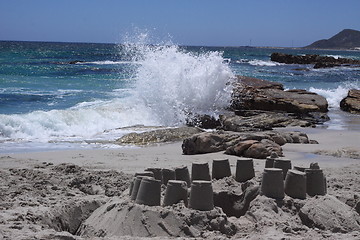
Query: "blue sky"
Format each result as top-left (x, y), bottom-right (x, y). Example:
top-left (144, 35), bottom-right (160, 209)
top-left (1, 0), bottom-right (359, 47)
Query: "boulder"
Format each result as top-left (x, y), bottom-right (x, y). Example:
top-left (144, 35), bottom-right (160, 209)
top-left (182, 131), bottom-right (231, 155)
top-left (231, 76), bottom-right (328, 114)
top-left (182, 130), bottom-right (312, 157)
top-left (225, 139), bottom-right (283, 159)
top-left (340, 89), bottom-right (360, 114)
top-left (299, 195), bottom-right (360, 233)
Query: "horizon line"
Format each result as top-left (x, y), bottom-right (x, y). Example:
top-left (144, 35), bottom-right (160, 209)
top-left (0, 39), bottom-right (306, 49)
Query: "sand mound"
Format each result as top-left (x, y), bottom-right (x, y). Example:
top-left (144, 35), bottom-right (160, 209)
top-left (299, 195), bottom-right (360, 233)
top-left (77, 197), bottom-right (236, 238)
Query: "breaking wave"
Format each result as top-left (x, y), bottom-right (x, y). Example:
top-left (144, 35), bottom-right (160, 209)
top-left (309, 81), bottom-right (360, 108)
top-left (0, 35), bottom-right (234, 145)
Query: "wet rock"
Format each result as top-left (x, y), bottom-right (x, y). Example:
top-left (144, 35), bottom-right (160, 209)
top-left (117, 127), bottom-right (204, 145)
top-left (186, 114), bottom-right (221, 129)
top-left (271, 52), bottom-right (360, 68)
top-left (299, 195), bottom-right (360, 233)
top-left (231, 76), bottom-right (328, 114)
top-left (340, 89), bottom-right (360, 114)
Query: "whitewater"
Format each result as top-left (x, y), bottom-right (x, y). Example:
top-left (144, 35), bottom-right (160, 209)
top-left (0, 41), bottom-right (234, 152)
top-left (0, 40), bottom-right (359, 153)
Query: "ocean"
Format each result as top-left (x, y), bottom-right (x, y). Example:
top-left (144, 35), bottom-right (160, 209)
top-left (1, 40), bottom-right (360, 153)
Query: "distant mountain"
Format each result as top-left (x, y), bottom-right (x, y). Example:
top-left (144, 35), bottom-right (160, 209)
top-left (305, 29), bottom-right (360, 50)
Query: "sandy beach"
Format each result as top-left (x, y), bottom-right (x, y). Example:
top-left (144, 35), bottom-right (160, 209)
top-left (1, 127), bottom-right (359, 172)
top-left (1, 3), bottom-right (360, 238)
top-left (0, 126), bottom-right (359, 239)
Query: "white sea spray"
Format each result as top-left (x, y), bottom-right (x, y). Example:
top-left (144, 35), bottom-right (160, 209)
top-left (0, 33), bottom-right (235, 144)
top-left (131, 44), bottom-right (234, 125)
top-left (309, 81), bottom-right (360, 108)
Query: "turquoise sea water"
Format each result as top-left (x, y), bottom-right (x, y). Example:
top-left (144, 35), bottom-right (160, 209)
top-left (1, 40), bottom-right (360, 153)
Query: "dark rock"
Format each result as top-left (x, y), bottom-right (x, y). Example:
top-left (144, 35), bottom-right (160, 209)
top-left (271, 52), bottom-right (360, 68)
top-left (231, 76), bottom-right (328, 114)
top-left (299, 195), bottom-right (360, 233)
top-left (293, 68), bottom-right (310, 71)
top-left (306, 112), bottom-right (330, 123)
top-left (186, 114), bottom-right (221, 129)
top-left (340, 89), bottom-right (360, 114)
top-left (69, 60), bottom-right (85, 64)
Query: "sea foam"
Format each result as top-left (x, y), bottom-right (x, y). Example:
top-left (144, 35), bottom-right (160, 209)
top-left (132, 44), bottom-right (234, 125)
top-left (309, 81), bottom-right (360, 108)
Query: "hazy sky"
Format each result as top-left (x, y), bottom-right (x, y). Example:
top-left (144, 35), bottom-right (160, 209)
top-left (1, 0), bottom-right (359, 47)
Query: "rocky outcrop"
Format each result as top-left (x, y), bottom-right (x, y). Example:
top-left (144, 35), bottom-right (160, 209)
top-left (340, 89), bottom-right (360, 114)
top-left (231, 76), bottom-right (328, 114)
top-left (219, 111), bottom-right (328, 131)
top-left (116, 127), bottom-right (204, 145)
top-left (182, 130), bottom-right (314, 158)
top-left (271, 52), bottom-right (360, 68)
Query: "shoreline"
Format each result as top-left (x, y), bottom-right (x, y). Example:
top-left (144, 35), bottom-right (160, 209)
top-left (1, 107), bottom-right (360, 155)
top-left (1, 126), bottom-right (359, 172)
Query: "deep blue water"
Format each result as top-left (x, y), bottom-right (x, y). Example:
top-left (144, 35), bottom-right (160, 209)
top-left (0, 40), bottom-right (359, 153)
